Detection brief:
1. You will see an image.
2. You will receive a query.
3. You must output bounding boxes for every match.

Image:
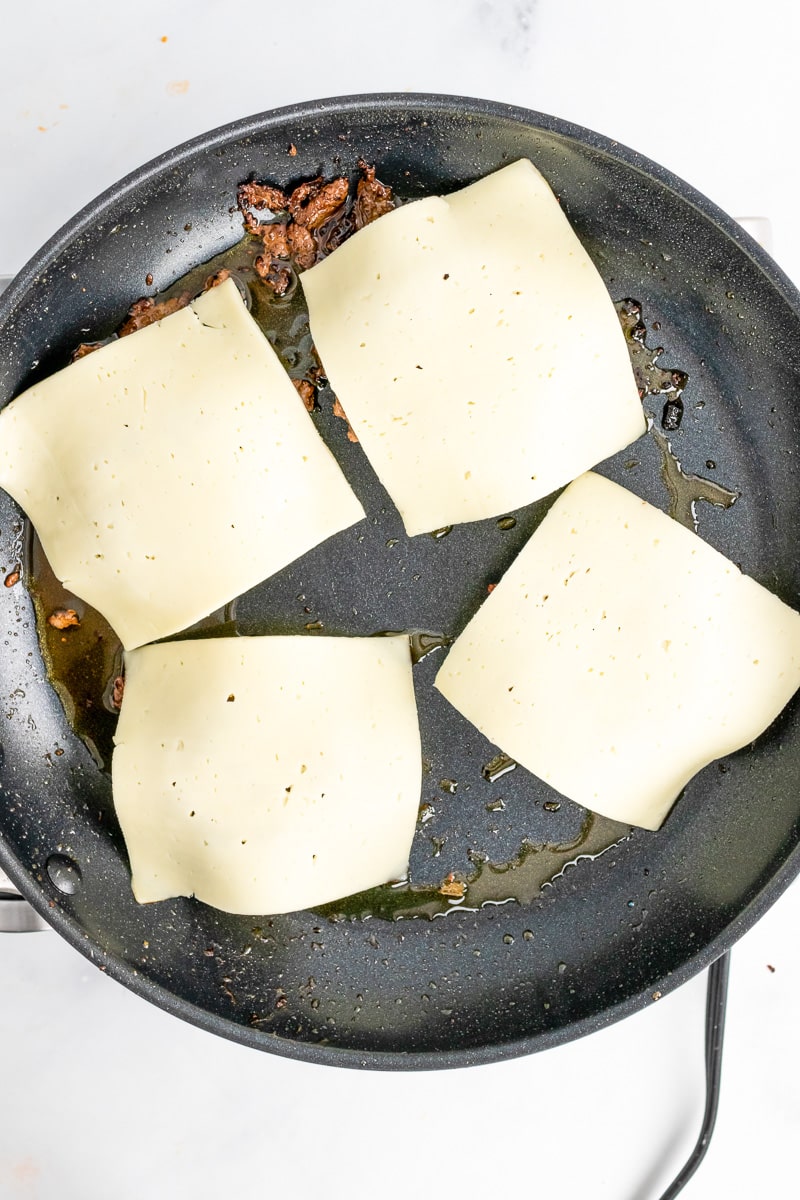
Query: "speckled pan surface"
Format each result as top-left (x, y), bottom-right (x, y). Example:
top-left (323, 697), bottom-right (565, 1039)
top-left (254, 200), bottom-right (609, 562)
top-left (1, 94), bottom-right (800, 1069)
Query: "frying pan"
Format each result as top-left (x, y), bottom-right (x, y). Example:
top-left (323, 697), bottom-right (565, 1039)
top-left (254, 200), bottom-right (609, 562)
top-left (1, 94), bottom-right (799, 1072)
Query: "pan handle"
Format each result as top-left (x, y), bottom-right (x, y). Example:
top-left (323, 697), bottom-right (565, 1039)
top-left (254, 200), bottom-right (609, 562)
top-left (657, 951), bottom-right (731, 1199)
top-left (0, 868), bottom-right (49, 932)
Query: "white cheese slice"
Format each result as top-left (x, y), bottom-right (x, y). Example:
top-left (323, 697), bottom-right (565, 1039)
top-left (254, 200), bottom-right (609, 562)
top-left (112, 634), bottom-right (422, 915)
top-left (0, 278), bottom-right (365, 649)
top-left (301, 158), bottom-right (646, 536)
top-left (435, 472), bottom-right (800, 830)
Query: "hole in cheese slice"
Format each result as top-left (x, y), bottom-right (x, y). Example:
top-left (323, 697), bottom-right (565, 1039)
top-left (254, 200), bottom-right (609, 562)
top-left (112, 634), bottom-right (422, 915)
top-left (301, 158), bottom-right (646, 536)
top-left (0, 278), bottom-right (365, 650)
top-left (434, 472), bottom-right (800, 830)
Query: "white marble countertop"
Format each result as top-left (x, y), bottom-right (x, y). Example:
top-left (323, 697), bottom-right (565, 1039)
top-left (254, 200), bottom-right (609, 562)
top-left (2, 3), bottom-right (799, 1198)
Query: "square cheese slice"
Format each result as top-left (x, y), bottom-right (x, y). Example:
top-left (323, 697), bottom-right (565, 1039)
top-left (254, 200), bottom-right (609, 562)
top-left (435, 472), bottom-right (800, 830)
top-left (301, 158), bottom-right (646, 536)
top-left (112, 634), bottom-right (422, 915)
top-left (0, 278), bottom-right (365, 649)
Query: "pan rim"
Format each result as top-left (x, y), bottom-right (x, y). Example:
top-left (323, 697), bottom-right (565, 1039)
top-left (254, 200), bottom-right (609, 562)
top-left (1, 830), bottom-right (795, 1071)
top-left (2, 91), bottom-right (799, 1069)
top-left (2, 91), bottom-right (799, 325)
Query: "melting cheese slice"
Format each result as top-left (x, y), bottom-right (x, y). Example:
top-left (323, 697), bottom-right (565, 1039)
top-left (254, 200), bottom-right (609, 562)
top-left (435, 472), bottom-right (800, 830)
top-left (301, 158), bottom-right (646, 536)
top-left (0, 278), bottom-right (365, 649)
top-left (112, 634), bottom-right (422, 915)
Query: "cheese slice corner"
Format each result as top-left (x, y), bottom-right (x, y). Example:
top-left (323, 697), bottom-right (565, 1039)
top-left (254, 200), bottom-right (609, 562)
top-left (112, 634), bottom-right (422, 915)
top-left (435, 472), bottom-right (800, 829)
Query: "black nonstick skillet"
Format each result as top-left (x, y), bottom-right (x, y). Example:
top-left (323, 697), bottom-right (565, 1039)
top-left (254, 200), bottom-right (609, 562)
top-left (0, 99), bottom-right (798, 1115)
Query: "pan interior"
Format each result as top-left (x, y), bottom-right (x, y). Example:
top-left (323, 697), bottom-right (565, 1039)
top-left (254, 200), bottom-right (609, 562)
top-left (1, 96), bottom-right (799, 1066)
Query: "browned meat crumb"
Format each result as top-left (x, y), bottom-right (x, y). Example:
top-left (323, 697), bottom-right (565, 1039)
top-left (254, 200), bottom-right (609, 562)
top-left (254, 257), bottom-right (292, 296)
top-left (288, 143), bottom-right (298, 157)
top-left (286, 177), bottom-right (322, 219)
top-left (439, 874), bottom-right (465, 899)
top-left (242, 209), bottom-right (264, 234)
top-left (293, 379), bottom-right (317, 412)
top-left (269, 268), bottom-right (292, 296)
top-left (487, 583), bottom-right (497, 594)
top-left (111, 675), bottom-right (125, 709)
top-left (118, 294), bottom-right (190, 337)
top-left (145, 272), bottom-right (154, 286)
top-left (258, 223), bottom-right (290, 260)
top-left (71, 341), bottom-right (104, 361)
top-left (237, 181), bottom-right (288, 213)
top-left (4, 568), bottom-right (20, 588)
top-left (354, 161), bottom-right (395, 229)
top-left (286, 222), bottom-right (316, 270)
top-left (203, 267), bottom-right (231, 290)
top-left (239, 164), bottom-right (392, 296)
top-left (47, 608), bottom-right (80, 630)
top-left (332, 397), bottom-right (359, 443)
top-left (289, 177), bottom-right (349, 230)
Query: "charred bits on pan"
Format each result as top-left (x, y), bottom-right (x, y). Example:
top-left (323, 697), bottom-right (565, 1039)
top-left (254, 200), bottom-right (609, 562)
top-left (237, 161), bottom-right (396, 416)
top-left (616, 298), bottom-right (689, 431)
